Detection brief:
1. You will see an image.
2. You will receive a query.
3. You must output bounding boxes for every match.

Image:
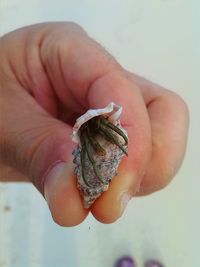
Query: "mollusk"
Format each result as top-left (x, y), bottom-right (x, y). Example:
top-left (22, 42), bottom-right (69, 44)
top-left (72, 102), bottom-right (128, 208)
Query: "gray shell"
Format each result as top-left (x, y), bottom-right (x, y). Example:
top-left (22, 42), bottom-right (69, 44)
top-left (73, 134), bottom-right (126, 208)
top-left (71, 102), bottom-right (128, 208)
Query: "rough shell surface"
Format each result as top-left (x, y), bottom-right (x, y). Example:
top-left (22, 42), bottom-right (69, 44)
top-left (72, 102), bottom-right (128, 208)
top-left (73, 133), bottom-right (127, 208)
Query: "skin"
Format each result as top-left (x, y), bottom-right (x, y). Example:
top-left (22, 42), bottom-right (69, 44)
top-left (0, 22), bottom-right (189, 226)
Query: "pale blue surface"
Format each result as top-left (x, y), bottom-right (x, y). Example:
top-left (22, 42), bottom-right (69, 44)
top-left (0, 1), bottom-right (199, 266)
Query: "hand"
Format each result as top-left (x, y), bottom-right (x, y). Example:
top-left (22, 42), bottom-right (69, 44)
top-left (0, 22), bottom-right (189, 226)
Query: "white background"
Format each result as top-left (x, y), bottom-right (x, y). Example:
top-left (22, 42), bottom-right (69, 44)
top-left (0, 1), bottom-right (199, 267)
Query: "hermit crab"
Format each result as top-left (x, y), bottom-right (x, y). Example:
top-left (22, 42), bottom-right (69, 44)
top-left (72, 103), bottom-right (128, 208)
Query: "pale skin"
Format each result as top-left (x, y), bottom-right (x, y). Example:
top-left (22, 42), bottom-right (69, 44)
top-left (0, 22), bottom-right (189, 226)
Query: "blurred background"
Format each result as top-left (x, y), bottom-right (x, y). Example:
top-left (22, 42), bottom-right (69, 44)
top-left (0, 0), bottom-right (199, 266)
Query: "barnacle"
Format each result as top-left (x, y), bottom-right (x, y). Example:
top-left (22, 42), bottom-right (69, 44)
top-left (79, 116), bottom-right (128, 188)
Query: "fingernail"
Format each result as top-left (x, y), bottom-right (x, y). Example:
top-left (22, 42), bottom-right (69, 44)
top-left (120, 192), bottom-right (132, 214)
top-left (43, 161), bottom-right (71, 207)
top-left (115, 172), bottom-right (136, 216)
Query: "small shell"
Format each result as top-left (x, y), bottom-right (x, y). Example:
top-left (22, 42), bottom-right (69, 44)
top-left (72, 102), bottom-right (128, 208)
top-left (72, 102), bottom-right (122, 144)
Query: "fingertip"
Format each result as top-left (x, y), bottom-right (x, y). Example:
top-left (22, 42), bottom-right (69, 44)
top-left (50, 187), bottom-right (89, 227)
top-left (91, 166), bottom-right (138, 224)
top-left (44, 162), bottom-right (89, 227)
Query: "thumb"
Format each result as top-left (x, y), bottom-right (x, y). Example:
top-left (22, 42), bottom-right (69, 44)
top-left (0, 82), bottom-right (88, 226)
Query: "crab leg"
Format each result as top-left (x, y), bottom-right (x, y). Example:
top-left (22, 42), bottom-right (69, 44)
top-left (80, 147), bottom-right (93, 187)
top-left (100, 117), bottom-right (128, 145)
top-left (98, 123), bottom-right (128, 156)
top-left (86, 127), bottom-right (106, 156)
top-left (83, 130), bottom-right (107, 185)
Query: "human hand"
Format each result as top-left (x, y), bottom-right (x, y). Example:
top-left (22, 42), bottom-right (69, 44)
top-left (0, 22), bottom-right (189, 226)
